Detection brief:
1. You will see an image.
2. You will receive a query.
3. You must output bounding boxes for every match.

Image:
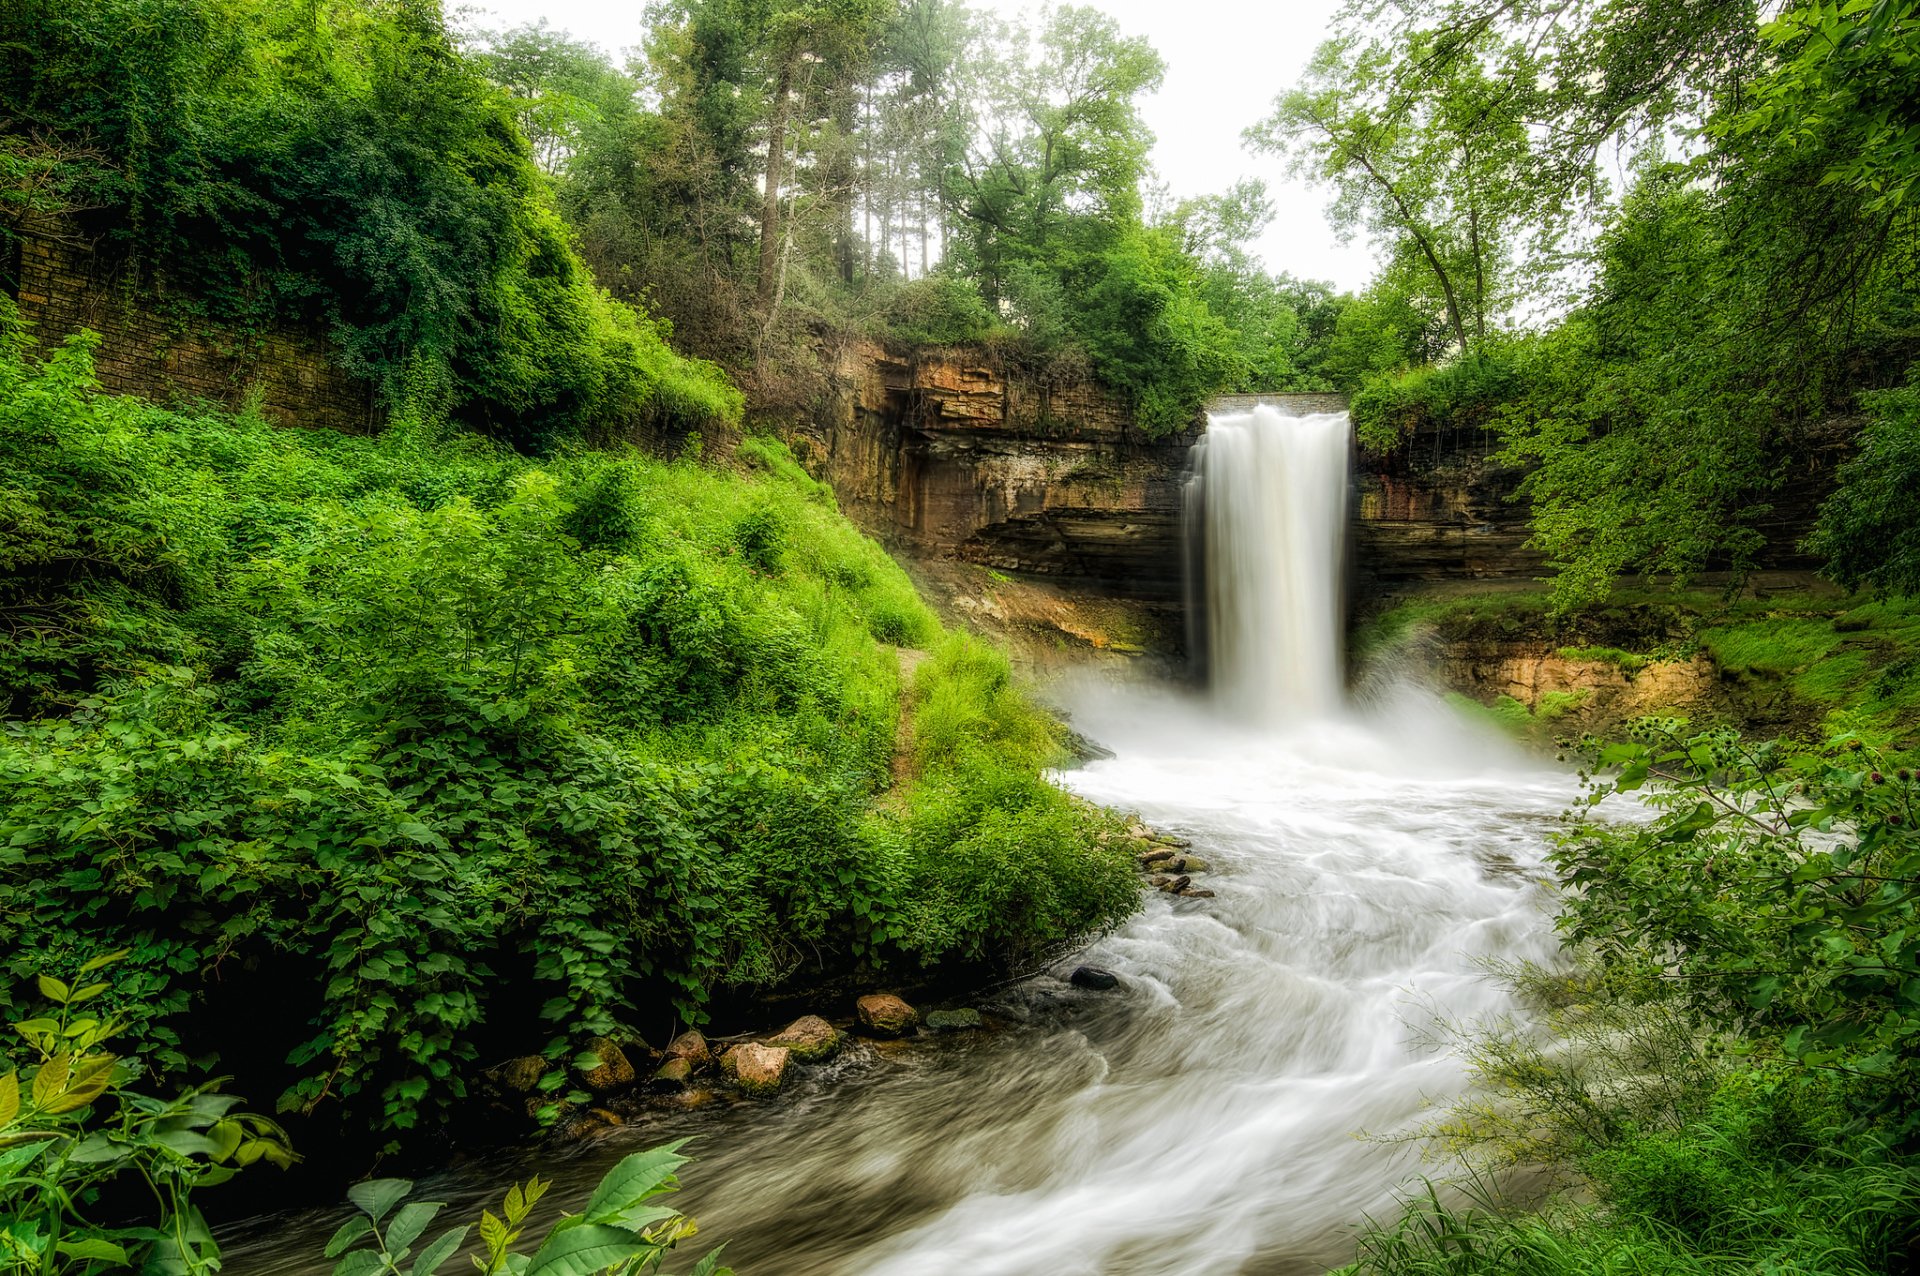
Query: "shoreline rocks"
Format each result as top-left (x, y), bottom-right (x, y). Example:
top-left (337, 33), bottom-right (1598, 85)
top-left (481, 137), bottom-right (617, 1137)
top-left (767, 1014), bottom-right (844, 1061)
top-left (719, 1042), bottom-right (792, 1095)
top-left (856, 993), bottom-right (920, 1038)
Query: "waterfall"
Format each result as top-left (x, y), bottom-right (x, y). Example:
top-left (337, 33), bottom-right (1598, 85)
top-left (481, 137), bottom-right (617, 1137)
top-left (1186, 402), bottom-right (1352, 720)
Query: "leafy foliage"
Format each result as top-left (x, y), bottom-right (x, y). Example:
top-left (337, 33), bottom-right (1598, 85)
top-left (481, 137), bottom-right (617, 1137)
top-left (0, 0), bottom-right (741, 448)
top-left (326, 1142), bottom-right (729, 1276)
top-left (0, 334), bottom-right (1137, 1140)
top-left (0, 954), bottom-right (295, 1276)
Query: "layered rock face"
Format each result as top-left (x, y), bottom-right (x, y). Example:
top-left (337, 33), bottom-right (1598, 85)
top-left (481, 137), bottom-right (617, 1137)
top-left (820, 340), bottom-right (1199, 601)
top-left (1353, 427), bottom-right (1542, 591)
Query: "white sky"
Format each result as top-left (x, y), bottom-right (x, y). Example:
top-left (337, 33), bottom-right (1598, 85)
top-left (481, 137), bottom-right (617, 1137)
top-left (459, 0), bottom-right (1378, 292)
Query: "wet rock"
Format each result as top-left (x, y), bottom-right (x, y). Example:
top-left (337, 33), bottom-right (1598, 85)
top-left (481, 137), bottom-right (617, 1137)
top-left (1153, 836), bottom-right (1193, 849)
top-left (1126, 821), bottom-right (1154, 840)
top-left (1138, 849), bottom-right (1177, 867)
top-left (665, 1030), bottom-right (712, 1070)
top-left (720, 1042), bottom-right (792, 1095)
top-left (856, 993), bottom-right (920, 1038)
top-left (1176, 856), bottom-right (1211, 873)
top-left (1149, 875), bottom-right (1173, 888)
top-left (576, 1038), bottom-right (636, 1093)
top-left (561, 1106), bottom-right (621, 1139)
top-left (1160, 875), bottom-right (1191, 894)
top-left (1070, 966), bottom-right (1120, 991)
top-left (925, 1008), bottom-right (984, 1031)
top-left (489, 1055), bottom-right (547, 1094)
top-left (651, 1057), bottom-right (693, 1092)
top-left (1178, 888), bottom-right (1217, 899)
top-left (767, 1015), bottom-right (842, 1062)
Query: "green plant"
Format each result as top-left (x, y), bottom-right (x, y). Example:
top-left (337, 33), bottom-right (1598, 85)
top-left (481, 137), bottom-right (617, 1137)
top-left (326, 1142), bottom-right (728, 1276)
top-left (0, 954), bottom-right (294, 1275)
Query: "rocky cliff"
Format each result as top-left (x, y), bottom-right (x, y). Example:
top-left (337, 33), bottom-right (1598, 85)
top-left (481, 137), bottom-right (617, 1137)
top-left (817, 339), bottom-right (1200, 602)
top-left (812, 344), bottom-right (1548, 617)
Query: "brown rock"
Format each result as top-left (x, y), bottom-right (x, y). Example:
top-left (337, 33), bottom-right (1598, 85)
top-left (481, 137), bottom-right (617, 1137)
top-left (665, 1030), bottom-right (712, 1070)
top-left (651, 1057), bottom-right (693, 1091)
top-left (1138, 849), bottom-right (1176, 867)
top-left (856, 993), bottom-right (919, 1038)
top-left (490, 1055), bottom-right (547, 1094)
top-left (1178, 888), bottom-right (1217, 899)
top-left (576, 1038), bottom-right (636, 1093)
top-left (719, 1042), bottom-right (792, 1095)
top-left (766, 1015), bottom-right (843, 1062)
top-left (1160, 875), bottom-right (1191, 893)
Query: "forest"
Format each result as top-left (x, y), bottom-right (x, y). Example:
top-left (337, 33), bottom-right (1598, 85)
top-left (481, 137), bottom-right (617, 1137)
top-left (4, 0), bottom-right (1920, 1272)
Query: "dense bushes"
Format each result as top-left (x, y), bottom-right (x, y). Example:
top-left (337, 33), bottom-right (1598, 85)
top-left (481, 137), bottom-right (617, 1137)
top-left (0, 0), bottom-right (740, 447)
top-left (0, 331), bottom-right (1136, 1140)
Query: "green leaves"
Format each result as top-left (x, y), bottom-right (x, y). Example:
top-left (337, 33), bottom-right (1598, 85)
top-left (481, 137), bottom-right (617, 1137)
top-left (325, 1150), bottom-right (727, 1276)
top-left (1566, 723), bottom-right (1920, 1075)
top-left (582, 1141), bottom-right (691, 1229)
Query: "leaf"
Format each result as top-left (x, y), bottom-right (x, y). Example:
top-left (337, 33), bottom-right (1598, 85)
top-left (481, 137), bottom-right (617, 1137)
top-left (68, 1132), bottom-right (133, 1164)
top-left (325, 1216), bottom-right (375, 1258)
top-left (42, 1054), bottom-right (114, 1113)
top-left (523, 1224), bottom-right (651, 1276)
top-left (348, 1177), bottom-right (415, 1223)
top-left (333, 1249), bottom-right (388, 1276)
top-left (480, 1209), bottom-right (509, 1254)
top-left (78, 949), bottom-right (130, 974)
top-left (56, 1238), bottom-right (130, 1262)
top-left (410, 1224), bottom-right (469, 1276)
top-left (0, 1072), bottom-right (17, 1127)
top-left (31, 1053), bottom-right (70, 1107)
top-left (689, 1247), bottom-right (731, 1276)
top-left (582, 1141), bottom-right (690, 1227)
top-left (385, 1200), bottom-right (447, 1256)
top-left (37, 974), bottom-right (71, 1003)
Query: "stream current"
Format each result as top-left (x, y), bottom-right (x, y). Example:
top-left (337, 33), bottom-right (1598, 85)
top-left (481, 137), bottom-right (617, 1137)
top-left (228, 404), bottom-right (1576, 1274)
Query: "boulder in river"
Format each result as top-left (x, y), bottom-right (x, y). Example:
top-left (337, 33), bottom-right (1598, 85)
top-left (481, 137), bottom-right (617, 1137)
top-left (1138, 849), bottom-right (1177, 867)
top-left (1160, 875), bottom-right (1191, 894)
top-left (720, 1042), bottom-right (792, 1095)
top-left (651, 1057), bottom-right (693, 1091)
top-left (767, 1014), bottom-right (843, 1061)
top-left (1178, 888), bottom-right (1217, 899)
top-left (665, 1030), bottom-right (712, 1070)
top-left (489, 1055), bottom-right (547, 1094)
top-left (576, 1038), bottom-right (636, 1093)
top-left (856, 993), bottom-right (920, 1037)
top-left (925, 1008), bottom-right (984, 1031)
top-left (1070, 966), bottom-right (1120, 991)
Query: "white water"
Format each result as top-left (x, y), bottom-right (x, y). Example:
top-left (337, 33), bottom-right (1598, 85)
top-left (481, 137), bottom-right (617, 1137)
top-left (228, 406), bottom-right (1572, 1275)
top-left (1188, 405), bottom-right (1352, 720)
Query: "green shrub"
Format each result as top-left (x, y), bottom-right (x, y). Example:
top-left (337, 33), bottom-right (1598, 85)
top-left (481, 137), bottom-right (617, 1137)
top-left (1, 954), bottom-right (295, 1275)
top-left (0, 337), bottom-right (1137, 1140)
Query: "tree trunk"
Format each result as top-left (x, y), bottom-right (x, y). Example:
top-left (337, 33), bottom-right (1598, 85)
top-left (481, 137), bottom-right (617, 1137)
top-left (758, 52), bottom-right (797, 309)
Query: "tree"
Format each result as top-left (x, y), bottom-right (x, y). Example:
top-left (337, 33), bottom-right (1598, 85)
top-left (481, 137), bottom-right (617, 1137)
top-left (1247, 24), bottom-right (1531, 358)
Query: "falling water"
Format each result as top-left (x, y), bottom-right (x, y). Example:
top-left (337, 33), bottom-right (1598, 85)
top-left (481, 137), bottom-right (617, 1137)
top-left (1186, 403), bottom-right (1351, 719)
top-left (226, 405), bottom-right (1570, 1276)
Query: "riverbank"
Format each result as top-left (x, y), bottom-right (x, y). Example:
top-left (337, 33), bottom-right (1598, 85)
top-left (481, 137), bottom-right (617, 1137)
top-left (1354, 580), bottom-right (1920, 748)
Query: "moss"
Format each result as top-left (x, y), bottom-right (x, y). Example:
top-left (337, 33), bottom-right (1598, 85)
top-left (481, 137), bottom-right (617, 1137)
top-left (1557, 645), bottom-right (1652, 673)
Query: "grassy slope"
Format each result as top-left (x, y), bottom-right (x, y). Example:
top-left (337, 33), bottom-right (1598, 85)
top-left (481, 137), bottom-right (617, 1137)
top-left (0, 334), bottom-right (1138, 1139)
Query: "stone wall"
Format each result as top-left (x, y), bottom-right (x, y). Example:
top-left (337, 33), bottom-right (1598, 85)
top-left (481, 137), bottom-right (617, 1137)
top-left (9, 227), bottom-right (381, 434)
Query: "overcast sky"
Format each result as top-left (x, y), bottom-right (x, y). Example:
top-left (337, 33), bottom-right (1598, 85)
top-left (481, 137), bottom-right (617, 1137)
top-left (458, 0), bottom-right (1378, 292)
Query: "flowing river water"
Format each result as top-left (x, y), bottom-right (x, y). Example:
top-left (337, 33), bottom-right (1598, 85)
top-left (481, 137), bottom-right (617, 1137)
top-left (227, 404), bottom-right (1576, 1274)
